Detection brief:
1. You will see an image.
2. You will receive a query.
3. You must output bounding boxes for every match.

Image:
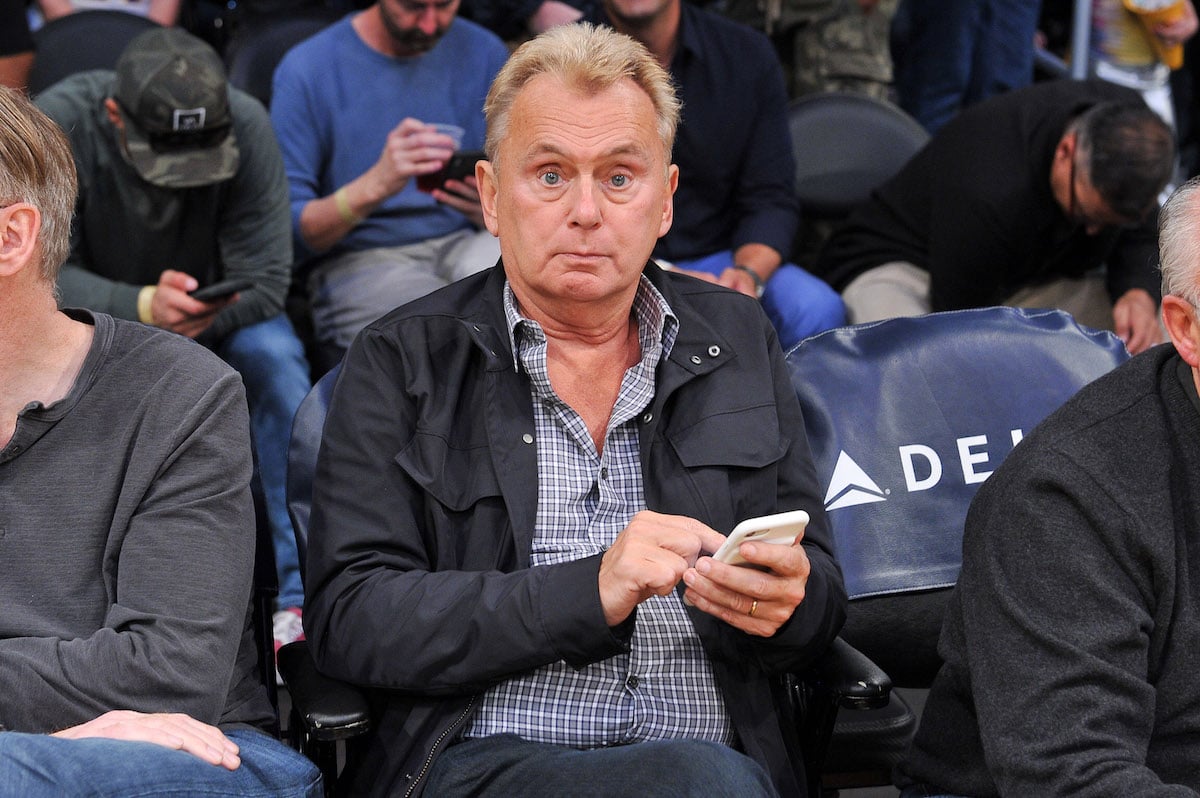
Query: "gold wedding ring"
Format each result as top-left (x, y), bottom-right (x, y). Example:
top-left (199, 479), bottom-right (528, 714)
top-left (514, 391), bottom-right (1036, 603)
top-left (748, 599), bottom-right (759, 617)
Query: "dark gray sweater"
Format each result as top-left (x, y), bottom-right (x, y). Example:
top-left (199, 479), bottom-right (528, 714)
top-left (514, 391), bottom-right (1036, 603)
top-left (0, 311), bottom-right (273, 732)
top-left (897, 343), bottom-right (1200, 796)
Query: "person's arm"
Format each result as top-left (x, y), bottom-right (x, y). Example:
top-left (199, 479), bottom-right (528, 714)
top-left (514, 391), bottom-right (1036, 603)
top-left (305, 327), bottom-right (630, 692)
top-left (686, 320), bottom-right (846, 671)
top-left (294, 119), bottom-right (457, 255)
top-left (204, 93), bottom-right (293, 343)
top-left (724, 38), bottom-right (798, 290)
top-left (1107, 221), bottom-right (1164, 354)
top-left (954, 451), bottom-right (1185, 795)
top-left (0, 368), bottom-right (256, 732)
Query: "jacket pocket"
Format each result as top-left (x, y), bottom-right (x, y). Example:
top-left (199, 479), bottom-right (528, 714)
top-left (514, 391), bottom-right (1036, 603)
top-left (395, 432), bottom-right (502, 512)
top-left (667, 402), bottom-right (787, 469)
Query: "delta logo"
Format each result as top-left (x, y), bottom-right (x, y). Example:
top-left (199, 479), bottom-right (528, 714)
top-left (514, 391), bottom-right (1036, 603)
top-left (823, 429), bottom-right (1027, 511)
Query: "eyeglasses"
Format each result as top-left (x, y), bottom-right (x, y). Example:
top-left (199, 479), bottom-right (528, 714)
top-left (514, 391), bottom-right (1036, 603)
top-left (1066, 145), bottom-right (1136, 233)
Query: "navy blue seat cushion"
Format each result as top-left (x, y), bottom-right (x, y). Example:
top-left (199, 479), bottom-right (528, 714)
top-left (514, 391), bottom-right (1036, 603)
top-left (787, 307), bottom-right (1129, 601)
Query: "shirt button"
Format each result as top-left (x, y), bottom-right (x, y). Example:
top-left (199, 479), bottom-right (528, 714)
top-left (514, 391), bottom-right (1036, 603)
top-left (626, 675), bottom-right (639, 689)
top-left (599, 467), bottom-right (608, 480)
top-left (522, 433), bottom-right (534, 444)
top-left (690, 355), bottom-right (702, 365)
top-left (708, 345), bottom-right (721, 357)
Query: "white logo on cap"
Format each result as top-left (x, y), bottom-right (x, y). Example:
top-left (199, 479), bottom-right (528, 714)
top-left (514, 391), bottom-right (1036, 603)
top-left (173, 108), bottom-right (206, 131)
top-left (823, 451), bottom-right (887, 511)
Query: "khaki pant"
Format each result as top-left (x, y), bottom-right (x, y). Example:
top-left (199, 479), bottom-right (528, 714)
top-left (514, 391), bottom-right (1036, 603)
top-left (842, 261), bottom-right (1115, 331)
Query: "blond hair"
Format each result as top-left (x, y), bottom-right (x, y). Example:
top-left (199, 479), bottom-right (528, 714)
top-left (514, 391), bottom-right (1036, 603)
top-left (484, 23), bottom-right (680, 165)
top-left (0, 86), bottom-right (77, 283)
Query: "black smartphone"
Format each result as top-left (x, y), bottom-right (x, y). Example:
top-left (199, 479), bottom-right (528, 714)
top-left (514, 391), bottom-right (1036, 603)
top-left (189, 278), bottom-right (254, 302)
top-left (417, 149), bottom-right (486, 192)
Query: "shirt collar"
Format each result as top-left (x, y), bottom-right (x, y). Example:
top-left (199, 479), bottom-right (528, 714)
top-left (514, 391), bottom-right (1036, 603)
top-left (503, 273), bottom-right (679, 372)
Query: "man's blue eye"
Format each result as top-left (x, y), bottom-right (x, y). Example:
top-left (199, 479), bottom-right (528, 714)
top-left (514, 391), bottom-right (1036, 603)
top-left (611, 174), bottom-right (628, 187)
top-left (541, 172), bottom-right (561, 186)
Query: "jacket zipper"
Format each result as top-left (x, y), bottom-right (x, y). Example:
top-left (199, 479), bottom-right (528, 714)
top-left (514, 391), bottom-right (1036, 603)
top-left (403, 696), bottom-right (477, 798)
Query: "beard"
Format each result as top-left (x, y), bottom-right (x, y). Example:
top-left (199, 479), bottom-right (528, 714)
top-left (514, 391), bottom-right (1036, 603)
top-left (380, 7), bottom-right (447, 55)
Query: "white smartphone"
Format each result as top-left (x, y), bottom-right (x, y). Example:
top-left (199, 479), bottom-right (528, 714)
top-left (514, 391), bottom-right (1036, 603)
top-left (711, 509), bottom-right (810, 566)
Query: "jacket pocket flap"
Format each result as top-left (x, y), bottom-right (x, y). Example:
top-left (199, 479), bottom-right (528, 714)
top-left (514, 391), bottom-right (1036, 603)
top-left (668, 403), bottom-right (787, 469)
top-left (395, 432), bottom-right (502, 511)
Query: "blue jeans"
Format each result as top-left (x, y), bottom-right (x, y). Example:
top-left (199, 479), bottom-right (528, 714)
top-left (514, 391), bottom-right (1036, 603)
top-left (217, 315), bottom-right (312, 610)
top-left (0, 728), bottom-right (321, 796)
top-left (426, 734), bottom-right (779, 798)
top-left (674, 250), bottom-right (846, 351)
top-left (891, 0), bottom-right (1040, 133)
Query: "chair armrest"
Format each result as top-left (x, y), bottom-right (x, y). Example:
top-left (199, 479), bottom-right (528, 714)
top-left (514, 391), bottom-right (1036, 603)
top-left (813, 636), bottom-right (891, 711)
top-left (277, 640), bottom-right (372, 742)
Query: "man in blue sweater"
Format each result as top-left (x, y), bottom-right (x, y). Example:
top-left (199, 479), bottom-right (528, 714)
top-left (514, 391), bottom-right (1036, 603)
top-left (271, 0), bottom-right (510, 363)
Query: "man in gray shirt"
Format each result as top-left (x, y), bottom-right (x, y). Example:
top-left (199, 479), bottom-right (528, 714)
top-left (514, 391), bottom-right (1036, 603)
top-left (35, 28), bottom-right (312, 645)
top-left (0, 85), bottom-right (319, 795)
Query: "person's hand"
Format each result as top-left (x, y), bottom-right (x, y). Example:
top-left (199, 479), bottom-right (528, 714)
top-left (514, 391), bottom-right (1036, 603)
top-left (715, 266), bottom-right (761, 299)
top-left (368, 118), bottom-right (458, 199)
top-left (1112, 288), bottom-right (1162, 354)
top-left (528, 0), bottom-right (583, 33)
top-left (52, 710), bottom-right (241, 770)
top-left (1155, 0), bottom-right (1198, 48)
top-left (682, 535), bottom-right (811, 637)
top-left (149, 270), bottom-right (234, 338)
top-left (598, 511), bottom-right (726, 627)
top-left (669, 266), bottom-right (720, 285)
top-left (433, 175), bottom-right (487, 228)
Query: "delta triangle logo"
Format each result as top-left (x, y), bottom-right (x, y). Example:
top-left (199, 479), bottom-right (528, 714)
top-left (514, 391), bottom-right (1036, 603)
top-left (823, 451), bottom-right (888, 511)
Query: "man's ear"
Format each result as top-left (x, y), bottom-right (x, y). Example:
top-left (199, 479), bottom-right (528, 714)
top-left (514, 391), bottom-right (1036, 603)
top-left (0, 203), bottom-right (40, 279)
top-left (477, 159), bottom-right (500, 237)
top-left (658, 163), bottom-right (678, 239)
top-left (1162, 294), bottom-right (1200, 367)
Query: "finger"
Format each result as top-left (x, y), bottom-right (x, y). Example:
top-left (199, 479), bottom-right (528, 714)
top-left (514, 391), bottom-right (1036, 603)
top-left (684, 584), bottom-right (777, 637)
top-left (153, 715), bottom-right (240, 769)
top-left (157, 270), bottom-right (199, 293)
top-left (438, 179), bottom-right (480, 201)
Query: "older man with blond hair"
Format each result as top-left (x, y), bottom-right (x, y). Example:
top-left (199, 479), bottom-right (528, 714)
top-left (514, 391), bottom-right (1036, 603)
top-left (305, 23), bottom-right (845, 798)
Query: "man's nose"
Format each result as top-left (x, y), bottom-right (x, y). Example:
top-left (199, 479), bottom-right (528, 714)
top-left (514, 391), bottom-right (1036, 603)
top-left (569, 180), bottom-right (601, 228)
top-left (417, 7), bottom-right (438, 34)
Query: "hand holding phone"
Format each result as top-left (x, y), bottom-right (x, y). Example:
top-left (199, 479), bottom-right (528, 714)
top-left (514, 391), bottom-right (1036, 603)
top-left (188, 278), bottom-right (253, 303)
top-left (712, 509), bottom-right (809, 567)
top-left (416, 149), bottom-right (485, 193)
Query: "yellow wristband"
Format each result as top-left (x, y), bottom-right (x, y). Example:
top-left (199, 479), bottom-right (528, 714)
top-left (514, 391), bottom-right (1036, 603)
top-left (334, 187), bottom-right (361, 226)
top-left (137, 285), bottom-right (156, 325)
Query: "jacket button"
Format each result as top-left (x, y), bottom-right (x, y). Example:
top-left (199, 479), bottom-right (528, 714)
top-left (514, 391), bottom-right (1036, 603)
top-left (641, 412), bottom-right (653, 423)
top-left (708, 345), bottom-right (720, 357)
top-left (522, 433), bottom-right (534, 444)
top-left (690, 355), bottom-right (702, 365)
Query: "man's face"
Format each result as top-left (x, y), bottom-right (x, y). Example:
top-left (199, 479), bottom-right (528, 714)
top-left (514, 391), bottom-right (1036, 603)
top-left (1057, 134), bottom-right (1139, 236)
top-left (603, 0), bottom-right (677, 28)
top-left (378, 0), bottom-right (460, 56)
top-left (478, 74), bottom-right (678, 314)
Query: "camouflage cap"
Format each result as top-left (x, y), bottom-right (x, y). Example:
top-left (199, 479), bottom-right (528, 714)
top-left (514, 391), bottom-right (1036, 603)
top-left (113, 28), bottom-right (239, 188)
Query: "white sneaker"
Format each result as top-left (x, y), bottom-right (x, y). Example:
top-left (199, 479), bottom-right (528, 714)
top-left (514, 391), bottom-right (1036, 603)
top-left (272, 607), bottom-right (304, 685)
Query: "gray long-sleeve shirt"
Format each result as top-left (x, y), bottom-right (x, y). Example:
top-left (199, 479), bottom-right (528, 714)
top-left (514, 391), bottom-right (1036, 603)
top-left (0, 310), bottom-right (272, 732)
